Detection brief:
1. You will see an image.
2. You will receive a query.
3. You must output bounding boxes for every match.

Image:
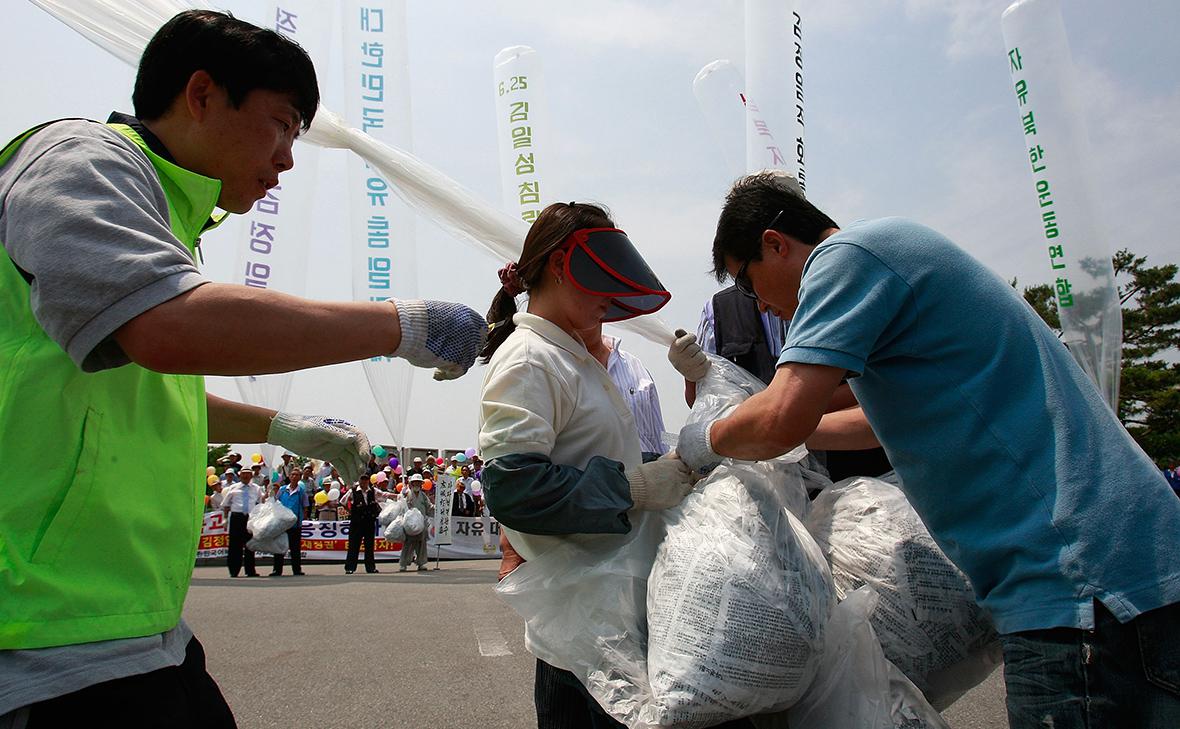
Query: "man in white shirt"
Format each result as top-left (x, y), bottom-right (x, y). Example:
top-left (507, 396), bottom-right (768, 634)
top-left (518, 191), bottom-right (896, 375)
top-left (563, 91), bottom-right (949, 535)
top-left (221, 468), bottom-right (263, 578)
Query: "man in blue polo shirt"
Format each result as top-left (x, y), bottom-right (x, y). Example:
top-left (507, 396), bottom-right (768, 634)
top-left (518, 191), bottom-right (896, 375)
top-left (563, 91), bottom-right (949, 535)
top-left (677, 171), bottom-right (1180, 729)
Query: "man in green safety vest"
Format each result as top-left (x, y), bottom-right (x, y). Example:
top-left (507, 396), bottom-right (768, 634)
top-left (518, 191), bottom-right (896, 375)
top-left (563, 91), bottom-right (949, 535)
top-left (0, 10), bottom-right (486, 727)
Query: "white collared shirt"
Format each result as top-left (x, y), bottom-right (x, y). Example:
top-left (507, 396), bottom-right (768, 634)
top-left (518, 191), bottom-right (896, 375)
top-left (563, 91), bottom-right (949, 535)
top-left (221, 482), bottom-right (262, 514)
top-left (479, 312), bottom-right (642, 560)
top-left (603, 335), bottom-right (668, 455)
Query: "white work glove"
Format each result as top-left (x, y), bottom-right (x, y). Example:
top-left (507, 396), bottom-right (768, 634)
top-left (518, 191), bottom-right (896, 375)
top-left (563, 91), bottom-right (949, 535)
top-left (626, 453), bottom-right (696, 510)
top-left (668, 328), bottom-right (710, 382)
top-left (676, 420), bottom-right (723, 474)
top-left (391, 299), bottom-right (488, 380)
top-left (267, 413), bottom-right (370, 485)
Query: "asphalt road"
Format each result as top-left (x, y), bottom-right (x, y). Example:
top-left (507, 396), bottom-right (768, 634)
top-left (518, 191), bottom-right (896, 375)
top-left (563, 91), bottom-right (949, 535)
top-left (184, 560), bottom-right (1008, 729)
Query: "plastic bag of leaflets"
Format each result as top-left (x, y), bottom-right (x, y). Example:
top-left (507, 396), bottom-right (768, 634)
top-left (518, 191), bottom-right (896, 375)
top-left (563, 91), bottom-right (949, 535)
top-left (804, 476), bottom-right (1002, 710)
top-left (246, 500), bottom-right (298, 554)
top-left (403, 508), bottom-right (426, 537)
top-left (773, 587), bottom-right (951, 729)
top-left (498, 354), bottom-right (830, 727)
top-left (379, 496), bottom-right (407, 527)
top-left (383, 514), bottom-right (407, 543)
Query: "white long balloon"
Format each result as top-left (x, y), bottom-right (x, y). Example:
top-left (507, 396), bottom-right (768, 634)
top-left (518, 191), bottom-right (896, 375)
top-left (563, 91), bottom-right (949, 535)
top-left (744, 0), bottom-right (805, 187)
top-left (1001, 0), bottom-right (1122, 408)
top-left (231, 1), bottom-right (332, 468)
top-left (693, 60), bottom-right (748, 181)
top-left (493, 46), bottom-right (551, 223)
top-left (28, 0), bottom-right (676, 347)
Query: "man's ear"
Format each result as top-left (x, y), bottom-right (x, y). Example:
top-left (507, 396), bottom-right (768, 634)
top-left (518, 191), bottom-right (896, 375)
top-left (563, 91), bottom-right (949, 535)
top-left (183, 70), bottom-right (219, 122)
top-left (761, 229), bottom-right (791, 258)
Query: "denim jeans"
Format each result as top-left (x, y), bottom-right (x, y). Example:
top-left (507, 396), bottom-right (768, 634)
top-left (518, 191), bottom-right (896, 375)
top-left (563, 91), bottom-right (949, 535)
top-left (1001, 600), bottom-right (1180, 729)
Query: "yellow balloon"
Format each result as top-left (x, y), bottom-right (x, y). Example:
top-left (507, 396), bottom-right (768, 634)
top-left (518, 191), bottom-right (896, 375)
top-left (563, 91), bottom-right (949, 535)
top-left (207, 475), bottom-right (219, 486)
top-left (369, 474), bottom-right (379, 484)
top-left (251, 453), bottom-right (263, 464)
top-left (315, 491), bottom-right (329, 506)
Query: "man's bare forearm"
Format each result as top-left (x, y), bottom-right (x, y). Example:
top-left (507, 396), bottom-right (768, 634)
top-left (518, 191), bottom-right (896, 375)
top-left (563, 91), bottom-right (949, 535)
top-left (207, 393), bottom-right (276, 443)
top-left (116, 282), bottom-right (402, 375)
top-left (806, 407), bottom-right (881, 451)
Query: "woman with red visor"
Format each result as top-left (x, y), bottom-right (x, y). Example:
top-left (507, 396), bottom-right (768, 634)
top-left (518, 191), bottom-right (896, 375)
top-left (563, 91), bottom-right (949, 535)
top-left (476, 202), bottom-right (709, 727)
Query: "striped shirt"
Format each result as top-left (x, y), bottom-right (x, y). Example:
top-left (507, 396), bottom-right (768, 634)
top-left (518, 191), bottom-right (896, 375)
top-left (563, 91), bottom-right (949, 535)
top-left (695, 295), bottom-right (787, 358)
top-left (604, 336), bottom-right (668, 455)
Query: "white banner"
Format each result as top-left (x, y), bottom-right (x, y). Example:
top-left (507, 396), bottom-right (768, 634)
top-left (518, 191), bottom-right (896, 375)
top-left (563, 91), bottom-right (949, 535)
top-left (195, 512), bottom-right (501, 561)
top-left (693, 59), bottom-right (748, 181)
top-left (494, 45), bottom-right (550, 224)
top-left (744, 0), bottom-right (805, 188)
top-left (344, 0), bottom-right (417, 446)
top-left (433, 473), bottom-right (455, 545)
top-left (1001, 0), bottom-right (1122, 407)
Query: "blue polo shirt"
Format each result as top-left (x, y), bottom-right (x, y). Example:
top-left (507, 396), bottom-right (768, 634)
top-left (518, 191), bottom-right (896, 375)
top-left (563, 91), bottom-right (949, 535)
top-left (779, 217), bottom-right (1180, 634)
top-left (275, 483), bottom-right (307, 522)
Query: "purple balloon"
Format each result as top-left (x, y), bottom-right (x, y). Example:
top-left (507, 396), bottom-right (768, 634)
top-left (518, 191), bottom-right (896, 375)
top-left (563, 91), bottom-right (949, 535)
top-left (465, 448), bottom-right (476, 458)
top-left (390, 457), bottom-right (399, 469)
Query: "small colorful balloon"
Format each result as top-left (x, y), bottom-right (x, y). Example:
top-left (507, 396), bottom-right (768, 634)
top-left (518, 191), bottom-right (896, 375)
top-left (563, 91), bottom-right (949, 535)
top-left (373, 445), bottom-right (387, 458)
top-left (328, 488), bottom-right (341, 501)
top-left (423, 479), bottom-right (434, 492)
top-left (206, 466), bottom-right (216, 475)
top-left (207, 475), bottom-right (219, 486)
top-left (315, 491), bottom-right (329, 506)
top-left (369, 474), bottom-right (379, 484)
top-left (250, 453), bottom-right (263, 464)
top-left (465, 448), bottom-right (476, 458)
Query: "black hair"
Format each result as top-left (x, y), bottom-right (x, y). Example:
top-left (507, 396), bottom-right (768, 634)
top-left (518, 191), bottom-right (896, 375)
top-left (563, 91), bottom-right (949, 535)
top-left (711, 171), bottom-right (838, 281)
top-left (133, 10), bottom-right (319, 130)
top-left (479, 202), bottom-right (614, 364)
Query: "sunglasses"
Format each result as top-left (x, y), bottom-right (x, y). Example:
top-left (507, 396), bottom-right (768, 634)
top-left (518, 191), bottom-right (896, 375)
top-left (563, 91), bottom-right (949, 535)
top-left (735, 209), bottom-right (784, 300)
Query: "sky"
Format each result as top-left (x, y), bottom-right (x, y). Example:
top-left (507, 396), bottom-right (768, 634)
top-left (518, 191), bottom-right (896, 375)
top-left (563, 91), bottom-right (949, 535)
top-left (3, 0), bottom-right (1178, 453)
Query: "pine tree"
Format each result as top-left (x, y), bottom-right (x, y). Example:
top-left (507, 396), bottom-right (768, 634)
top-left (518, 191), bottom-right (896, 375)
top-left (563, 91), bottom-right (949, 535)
top-left (1018, 250), bottom-right (1180, 467)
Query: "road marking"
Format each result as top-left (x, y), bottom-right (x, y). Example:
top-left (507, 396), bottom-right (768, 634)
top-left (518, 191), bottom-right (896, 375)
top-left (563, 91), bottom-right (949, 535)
top-left (474, 625), bottom-right (512, 657)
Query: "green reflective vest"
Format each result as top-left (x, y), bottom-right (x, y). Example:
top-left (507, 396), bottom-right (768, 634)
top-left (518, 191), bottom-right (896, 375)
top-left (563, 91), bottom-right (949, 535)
top-left (0, 121), bottom-right (220, 649)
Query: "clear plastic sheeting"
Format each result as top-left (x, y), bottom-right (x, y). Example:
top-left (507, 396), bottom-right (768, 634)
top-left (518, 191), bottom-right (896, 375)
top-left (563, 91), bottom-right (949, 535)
top-left (646, 462), bottom-right (834, 726)
top-left (28, 0), bottom-right (679, 348)
top-left (383, 514), bottom-right (406, 543)
top-left (779, 587), bottom-right (951, 729)
top-left (805, 477), bottom-right (1001, 710)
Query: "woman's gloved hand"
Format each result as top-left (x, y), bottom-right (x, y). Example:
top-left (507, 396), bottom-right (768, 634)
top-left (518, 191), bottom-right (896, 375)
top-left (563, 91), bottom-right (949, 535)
top-left (626, 452), bottom-right (696, 510)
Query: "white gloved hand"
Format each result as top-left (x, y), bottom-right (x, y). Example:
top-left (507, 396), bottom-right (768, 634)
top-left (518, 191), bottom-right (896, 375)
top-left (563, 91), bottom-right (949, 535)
top-left (390, 299), bottom-right (488, 380)
top-left (668, 328), bottom-right (710, 382)
top-left (626, 453), bottom-right (696, 510)
top-left (266, 413), bottom-right (371, 485)
top-left (676, 420), bottom-right (722, 473)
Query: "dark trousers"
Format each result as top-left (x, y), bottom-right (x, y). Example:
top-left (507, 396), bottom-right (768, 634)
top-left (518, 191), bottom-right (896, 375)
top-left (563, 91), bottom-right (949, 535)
top-left (25, 636), bottom-right (236, 728)
top-left (270, 524), bottom-right (303, 575)
top-left (534, 659), bottom-right (755, 729)
top-left (226, 512), bottom-right (256, 577)
top-left (1001, 600), bottom-right (1180, 729)
top-left (344, 517), bottom-right (376, 573)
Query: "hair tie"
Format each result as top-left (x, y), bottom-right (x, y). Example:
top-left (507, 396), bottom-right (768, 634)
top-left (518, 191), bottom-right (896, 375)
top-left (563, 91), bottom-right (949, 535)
top-left (498, 261), bottom-right (525, 296)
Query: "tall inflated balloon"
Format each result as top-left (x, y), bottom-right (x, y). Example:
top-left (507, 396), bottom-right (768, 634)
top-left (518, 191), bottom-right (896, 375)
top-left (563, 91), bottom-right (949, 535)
top-left (344, 0), bottom-right (417, 446)
top-left (1001, 0), bottom-right (1122, 408)
top-left (744, 0), bottom-right (805, 188)
top-left (494, 46), bottom-right (552, 225)
top-left (232, 1), bottom-right (332, 468)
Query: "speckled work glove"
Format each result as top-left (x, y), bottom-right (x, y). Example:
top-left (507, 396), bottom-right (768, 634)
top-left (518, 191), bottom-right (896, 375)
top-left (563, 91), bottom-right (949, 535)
top-left (267, 413), bottom-right (371, 485)
top-left (626, 453), bottom-right (696, 510)
top-left (391, 299), bottom-right (488, 380)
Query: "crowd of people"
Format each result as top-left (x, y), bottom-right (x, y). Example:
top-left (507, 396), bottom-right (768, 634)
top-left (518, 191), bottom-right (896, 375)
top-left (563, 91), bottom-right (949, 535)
top-left (206, 451), bottom-right (488, 578)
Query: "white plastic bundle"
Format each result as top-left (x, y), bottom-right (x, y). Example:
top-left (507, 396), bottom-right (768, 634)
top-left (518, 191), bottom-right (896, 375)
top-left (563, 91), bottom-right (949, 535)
top-left (247, 500), bottom-right (297, 541)
top-left (379, 497), bottom-right (407, 527)
top-left (246, 532), bottom-right (290, 555)
top-left (403, 508), bottom-right (425, 537)
top-left (645, 461), bottom-right (834, 726)
top-left (383, 514), bottom-right (406, 543)
top-left (782, 587), bottom-right (951, 729)
top-left (805, 477), bottom-right (1000, 709)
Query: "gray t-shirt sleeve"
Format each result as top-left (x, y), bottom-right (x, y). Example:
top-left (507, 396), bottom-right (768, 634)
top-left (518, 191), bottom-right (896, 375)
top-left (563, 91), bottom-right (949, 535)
top-left (0, 121), bottom-right (209, 372)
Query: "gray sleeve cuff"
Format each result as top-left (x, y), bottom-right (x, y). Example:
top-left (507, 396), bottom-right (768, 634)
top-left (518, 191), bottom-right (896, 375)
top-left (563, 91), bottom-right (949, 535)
top-left (70, 271), bottom-right (209, 372)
